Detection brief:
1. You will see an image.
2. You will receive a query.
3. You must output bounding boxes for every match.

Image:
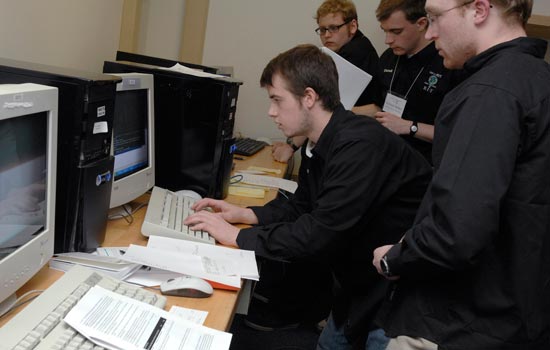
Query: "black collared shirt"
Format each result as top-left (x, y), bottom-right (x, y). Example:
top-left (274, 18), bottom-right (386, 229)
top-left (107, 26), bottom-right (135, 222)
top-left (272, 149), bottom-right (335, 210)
top-left (376, 42), bottom-right (463, 163)
top-left (237, 105), bottom-right (432, 341)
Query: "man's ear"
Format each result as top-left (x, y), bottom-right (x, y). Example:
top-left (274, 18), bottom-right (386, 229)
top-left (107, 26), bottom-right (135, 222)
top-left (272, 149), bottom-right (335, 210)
top-left (349, 18), bottom-right (358, 36)
top-left (473, 0), bottom-right (491, 25)
top-left (302, 87), bottom-right (318, 109)
top-left (416, 17), bottom-right (428, 31)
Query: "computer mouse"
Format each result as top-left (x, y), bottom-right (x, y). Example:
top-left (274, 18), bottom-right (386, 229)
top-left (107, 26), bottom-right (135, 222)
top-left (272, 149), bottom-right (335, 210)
top-left (160, 275), bottom-right (213, 298)
top-left (174, 189), bottom-right (202, 200)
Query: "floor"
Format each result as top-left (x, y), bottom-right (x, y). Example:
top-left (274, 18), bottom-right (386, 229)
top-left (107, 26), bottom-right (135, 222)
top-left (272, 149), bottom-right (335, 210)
top-left (229, 314), bottom-right (320, 350)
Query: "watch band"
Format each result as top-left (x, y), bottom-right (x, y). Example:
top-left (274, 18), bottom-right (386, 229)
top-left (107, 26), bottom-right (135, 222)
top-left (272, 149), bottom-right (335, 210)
top-left (287, 137), bottom-right (299, 152)
top-left (381, 255), bottom-right (392, 277)
top-left (409, 121), bottom-right (418, 136)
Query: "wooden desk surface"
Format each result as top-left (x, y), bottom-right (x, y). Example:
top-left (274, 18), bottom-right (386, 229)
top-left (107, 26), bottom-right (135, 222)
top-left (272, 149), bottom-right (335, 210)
top-left (0, 146), bottom-right (287, 330)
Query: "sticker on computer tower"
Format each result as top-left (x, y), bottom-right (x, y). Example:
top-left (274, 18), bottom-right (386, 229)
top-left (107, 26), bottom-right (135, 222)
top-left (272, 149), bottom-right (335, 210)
top-left (93, 121), bottom-right (108, 134)
top-left (97, 105), bottom-right (106, 117)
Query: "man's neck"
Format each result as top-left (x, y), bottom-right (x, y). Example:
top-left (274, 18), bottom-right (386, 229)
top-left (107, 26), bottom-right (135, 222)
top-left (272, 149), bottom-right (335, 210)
top-left (476, 25), bottom-right (526, 55)
top-left (306, 107), bottom-right (334, 144)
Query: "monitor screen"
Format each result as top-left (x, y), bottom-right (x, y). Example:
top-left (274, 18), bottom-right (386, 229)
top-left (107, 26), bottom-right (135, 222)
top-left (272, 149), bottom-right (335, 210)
top-left (108, 73), bottom-right (155, 209)
top-left (113, 89), bottom-right (148, 181)
top-left (0, 83), bottom-right (57, 314)
top-left (0, 112), bottom-right (47, 255)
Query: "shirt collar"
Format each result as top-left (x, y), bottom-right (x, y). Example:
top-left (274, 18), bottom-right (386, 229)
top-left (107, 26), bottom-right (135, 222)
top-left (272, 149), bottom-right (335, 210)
top-left (464, 37), bottom-right (548, 75)
top-left (308, 104), bottom-right (346, 160)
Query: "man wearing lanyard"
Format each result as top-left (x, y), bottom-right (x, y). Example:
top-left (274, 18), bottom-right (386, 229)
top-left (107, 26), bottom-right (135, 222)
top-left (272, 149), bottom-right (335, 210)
top-left (354, 0), bottom-right (462, 164)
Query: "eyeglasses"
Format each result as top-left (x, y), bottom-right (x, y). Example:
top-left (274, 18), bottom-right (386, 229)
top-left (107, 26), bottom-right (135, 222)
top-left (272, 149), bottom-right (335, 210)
top-left (426, 0), bottom-right (475, 25)
top-left (315, 19), bottom-right (352, 35)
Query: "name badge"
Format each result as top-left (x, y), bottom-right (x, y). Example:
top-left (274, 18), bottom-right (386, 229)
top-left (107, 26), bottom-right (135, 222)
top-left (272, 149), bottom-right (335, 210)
top-left (383, 93), bottom-right (407, 118)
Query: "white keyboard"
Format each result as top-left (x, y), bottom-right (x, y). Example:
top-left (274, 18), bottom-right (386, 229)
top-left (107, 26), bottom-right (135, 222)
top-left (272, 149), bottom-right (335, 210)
top-left (0, 264), bottom-right (166, 350)
top-left (141, 186), bottom-right (216, 245)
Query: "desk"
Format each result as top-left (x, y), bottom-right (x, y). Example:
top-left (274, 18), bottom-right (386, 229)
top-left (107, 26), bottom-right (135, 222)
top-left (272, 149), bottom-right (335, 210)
top-left (0, 146), bottom-right (287, 331)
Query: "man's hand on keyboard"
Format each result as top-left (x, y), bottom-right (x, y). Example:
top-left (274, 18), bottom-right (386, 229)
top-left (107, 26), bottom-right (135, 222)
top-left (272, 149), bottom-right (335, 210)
top-left (191, 198), bottom-right (258, 225)
top-left (184, 209), bottom-right (240, 247)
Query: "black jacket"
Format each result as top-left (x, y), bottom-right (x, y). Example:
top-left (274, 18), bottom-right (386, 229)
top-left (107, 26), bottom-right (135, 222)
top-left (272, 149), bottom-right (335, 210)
top-left (237, 105), bottom-right (432, 343)
top-left (379, 37), bottom-right (550, 350)
top-left (338, 29), bottom-right (380, 106)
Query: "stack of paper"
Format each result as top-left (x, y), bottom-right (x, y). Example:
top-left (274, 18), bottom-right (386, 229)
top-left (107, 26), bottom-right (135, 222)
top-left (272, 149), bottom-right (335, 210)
top-left (49, 252), bottom-right (142, 280)
top-left (64, 286), bottom-right (231, 350)
top-left (120, 236), bottom-right (259, 290)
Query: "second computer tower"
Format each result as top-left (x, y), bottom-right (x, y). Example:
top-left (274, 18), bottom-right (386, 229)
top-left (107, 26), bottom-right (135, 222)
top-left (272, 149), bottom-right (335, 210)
top-left (103, 59), bottom-right (242, 199)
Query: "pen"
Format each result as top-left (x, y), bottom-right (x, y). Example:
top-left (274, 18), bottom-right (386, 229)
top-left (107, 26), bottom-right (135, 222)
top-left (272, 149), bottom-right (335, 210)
top-left (234, 156), bottom-right (245, 160)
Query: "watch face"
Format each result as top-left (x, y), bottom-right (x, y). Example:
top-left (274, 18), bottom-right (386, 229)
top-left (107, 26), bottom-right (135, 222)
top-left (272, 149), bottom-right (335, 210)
top-left (411, 125), bottom-right (418, 132)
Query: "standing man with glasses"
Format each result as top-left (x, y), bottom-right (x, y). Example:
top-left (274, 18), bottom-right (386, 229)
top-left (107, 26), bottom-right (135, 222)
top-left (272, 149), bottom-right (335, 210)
top-left (373, 0), bottom-right (550, 349)
top-left (271, 0), bottom-right (381, 163)
top-left (354, 0), bottom-right (463, 164)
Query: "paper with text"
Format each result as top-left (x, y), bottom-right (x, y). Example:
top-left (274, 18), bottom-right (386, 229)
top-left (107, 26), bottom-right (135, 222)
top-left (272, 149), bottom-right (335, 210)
top-left (121, 244), bottom-right (242, 289)
top-left (64, 286), bottom-right (231, 350)
top-left (147, 236), bottom-right (259, 281)
top-left (169, 306), bottom-right (208, 325)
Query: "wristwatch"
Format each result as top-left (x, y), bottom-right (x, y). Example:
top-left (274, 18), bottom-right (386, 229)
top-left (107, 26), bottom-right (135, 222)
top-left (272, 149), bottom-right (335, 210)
top-left (409, 121), bottom-right (418, 136)
top-left (286, 137), bottom-right (300, 152)
top-left (380, 255), bottom-right (393, 277)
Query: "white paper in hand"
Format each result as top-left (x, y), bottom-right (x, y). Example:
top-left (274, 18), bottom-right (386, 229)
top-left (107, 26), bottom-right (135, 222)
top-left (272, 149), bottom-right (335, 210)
top-left (320, 46), bottom-right (372, 109)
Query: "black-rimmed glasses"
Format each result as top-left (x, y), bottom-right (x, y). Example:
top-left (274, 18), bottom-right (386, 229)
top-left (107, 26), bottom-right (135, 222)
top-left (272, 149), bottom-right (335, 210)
top-left (426, 0), bottom-right (475, 25)
top-left (315, 19), bottom-right (352, 35)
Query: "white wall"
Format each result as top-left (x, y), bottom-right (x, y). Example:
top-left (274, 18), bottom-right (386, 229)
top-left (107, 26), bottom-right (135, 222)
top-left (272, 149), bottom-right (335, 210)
top-left (0, 0), bottom-right (123, 73)
top-left (138, 0), bottom-right (185, 60)
top-left (203, 0), bottom-right (384, 141)
top-left (534, 2), bottom-right (550, 16)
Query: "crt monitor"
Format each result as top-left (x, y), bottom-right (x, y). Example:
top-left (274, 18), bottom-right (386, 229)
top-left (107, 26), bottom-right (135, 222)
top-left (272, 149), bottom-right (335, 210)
top-left (109, 73), bottom-right (155, 210)
top-left (0, 83), bottom-right (58, 315)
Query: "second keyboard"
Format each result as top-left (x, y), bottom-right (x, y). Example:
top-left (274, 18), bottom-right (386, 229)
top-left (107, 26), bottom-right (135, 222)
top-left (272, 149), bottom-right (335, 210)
top-left (141, 186), bottom-right (216, 245)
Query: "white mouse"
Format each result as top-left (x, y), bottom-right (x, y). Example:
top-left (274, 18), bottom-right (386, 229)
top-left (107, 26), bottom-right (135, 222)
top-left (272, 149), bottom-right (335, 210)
top-left (160, 275), bottom-right (213, 298)
top-left (175, 189), bottom-right (202, 200)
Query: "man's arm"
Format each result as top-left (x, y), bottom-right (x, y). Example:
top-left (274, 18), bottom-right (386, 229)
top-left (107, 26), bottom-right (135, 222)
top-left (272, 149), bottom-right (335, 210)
top-left (237, 128), bottom-right (420, 261)
top-left (375, 111), bottom-right (434, 142)
top-left (375, 90), bottom-right (521, 279)
top-left (352, 103), bottom-right (381, 117)
top-left (271, 136), bottom-right (306, 163)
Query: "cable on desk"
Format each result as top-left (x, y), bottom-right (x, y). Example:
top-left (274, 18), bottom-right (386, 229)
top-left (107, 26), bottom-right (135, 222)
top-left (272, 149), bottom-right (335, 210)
top-left (108, 202), bottom-right (148, 224)
top-left (230, 174), bottom-right (243, 184)
top-left (277, 189), bottom-right (290, 200)
top-left (0, 289), bottom-right (44, 319)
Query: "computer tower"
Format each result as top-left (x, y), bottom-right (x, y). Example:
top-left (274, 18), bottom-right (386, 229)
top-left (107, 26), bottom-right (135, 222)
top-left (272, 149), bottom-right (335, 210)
top-left (103, 60), bottom-right (242, 199)
top-left (0, 57), bottom-right (121, 253)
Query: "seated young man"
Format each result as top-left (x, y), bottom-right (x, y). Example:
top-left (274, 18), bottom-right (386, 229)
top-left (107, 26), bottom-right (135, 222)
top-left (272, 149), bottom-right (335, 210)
top-left (185, 44), bottom-right (432, 349)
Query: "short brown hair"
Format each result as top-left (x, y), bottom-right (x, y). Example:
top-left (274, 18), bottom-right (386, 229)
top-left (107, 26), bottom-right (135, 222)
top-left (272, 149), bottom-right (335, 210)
top-left (315, 0), bottom-right (358, 23)
top-left (376, 0), bottom-right (426, 22)
top-left (491, 0), bottom-right (532, 26)
top-left (260, 44), bottom-right (340, 112)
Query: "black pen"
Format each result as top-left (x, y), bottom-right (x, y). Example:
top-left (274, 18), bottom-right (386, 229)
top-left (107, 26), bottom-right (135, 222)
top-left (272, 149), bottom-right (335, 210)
top-left (234, 156), bottom-right (245, 160)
